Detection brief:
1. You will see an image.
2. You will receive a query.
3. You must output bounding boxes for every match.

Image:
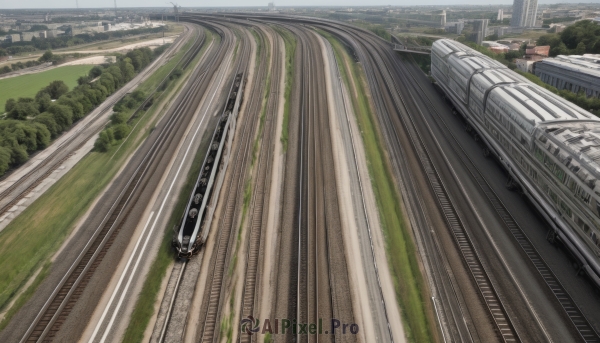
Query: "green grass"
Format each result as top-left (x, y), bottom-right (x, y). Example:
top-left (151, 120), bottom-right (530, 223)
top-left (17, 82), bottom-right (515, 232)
top-left (272, 25), bottom-right (296, 151)
top-left (0, 65), bottom-right (93, 108)
top-left (319, 29), bottom-right (435, 343)
top-left (0, 30), bottom-right (202, 332)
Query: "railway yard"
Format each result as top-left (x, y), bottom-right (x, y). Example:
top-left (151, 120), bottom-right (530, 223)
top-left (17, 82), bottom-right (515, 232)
top-left (0, 11), bottom-right (600, 343)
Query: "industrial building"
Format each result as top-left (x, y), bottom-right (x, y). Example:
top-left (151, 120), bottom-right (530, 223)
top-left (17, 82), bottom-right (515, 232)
top-left (511, 0), bottom-right (539, 27)
top-left (534, 54), bottom-right (600, 98)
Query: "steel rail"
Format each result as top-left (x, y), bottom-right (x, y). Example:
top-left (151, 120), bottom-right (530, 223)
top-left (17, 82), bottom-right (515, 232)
top-left (0, 24), bottom-right (199, 219)
top-left (400, 57), bottom-right (600, 343)
top-left (19, 24), bottom-right (217, 343)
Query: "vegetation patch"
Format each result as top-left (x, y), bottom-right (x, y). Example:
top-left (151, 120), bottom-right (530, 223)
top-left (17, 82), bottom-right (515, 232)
top-left (0, 31), bottom-right (202, 331)
top-left (272, 25), bottom-right (296, 151)
top-left (320, 29), bottom-right (434, 343)
top-left (0, 64), bottom-right (91, 108)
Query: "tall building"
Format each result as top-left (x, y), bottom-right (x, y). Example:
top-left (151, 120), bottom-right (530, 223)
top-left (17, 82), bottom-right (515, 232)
top-left (468, 19), bottom-right (489, 45)
top-left (497, 9), bottom-right (504, 21)
top-left (511, 0), bottom-right (538, 28)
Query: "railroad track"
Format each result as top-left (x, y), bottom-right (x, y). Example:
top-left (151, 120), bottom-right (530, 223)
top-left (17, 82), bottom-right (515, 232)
top-left (0, 25), bottom-right (200, 220)
top-left (194, 20), bottom-right (258, 343)
top-left (361, 37), bottom-right (520, 343)
top-left (152, 19), bottom-right (243, 343)
top-left (305, 23), bottom-right (522, 342)
top-left (18, 23), bottom-right (225, 343)
top-left (399, 58), bottom-right (600, 343)
top-left (237, 23), bottom-right (282, 343)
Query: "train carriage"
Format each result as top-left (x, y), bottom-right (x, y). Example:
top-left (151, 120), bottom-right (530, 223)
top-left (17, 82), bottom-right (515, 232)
top-left (431, 39), bottom-right (600, 287)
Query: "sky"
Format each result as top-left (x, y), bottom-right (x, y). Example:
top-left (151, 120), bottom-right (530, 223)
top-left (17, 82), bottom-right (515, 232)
top-left (0, 0), bottom-right (598, 9)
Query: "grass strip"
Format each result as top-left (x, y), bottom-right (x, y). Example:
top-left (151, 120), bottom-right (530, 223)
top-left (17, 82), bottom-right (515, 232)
top-left (119, 30), bottom-right (222, 343)
top-left (272, 25), bottom-right (296, 151)
top-left (0, 29), bottom-right (202, 331)
top-left (319, 29), bottom-right (435, 343)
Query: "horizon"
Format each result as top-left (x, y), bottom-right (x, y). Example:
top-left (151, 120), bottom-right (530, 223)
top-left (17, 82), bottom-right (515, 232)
top-left (1, 0), bottom-right (599, 11)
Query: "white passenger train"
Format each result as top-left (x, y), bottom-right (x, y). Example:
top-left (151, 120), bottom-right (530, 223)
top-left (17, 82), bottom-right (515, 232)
top-left (431, 39), bottom-right (600, 287)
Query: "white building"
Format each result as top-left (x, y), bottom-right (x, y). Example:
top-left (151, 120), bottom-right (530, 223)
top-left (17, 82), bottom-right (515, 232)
top-left (534, 54), bottom-right (600, 98)
top-left (511, 0), bottom-right (538, 27)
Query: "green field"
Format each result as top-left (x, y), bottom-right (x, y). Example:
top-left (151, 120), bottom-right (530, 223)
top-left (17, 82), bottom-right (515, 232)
top-left (0, 65), bottom-right (93, 109)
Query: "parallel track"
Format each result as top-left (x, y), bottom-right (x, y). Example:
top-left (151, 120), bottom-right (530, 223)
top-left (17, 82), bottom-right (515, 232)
top-left (18, 24), bottom-right (222, 343)
top-left (192, 20), bottom-right (256, 343)
top-left (0, 25), bottom-right (199, 219)
top-left (237, 23), bottom-right (282, 343)
top-left (400, 58), bottom-right (600, 343)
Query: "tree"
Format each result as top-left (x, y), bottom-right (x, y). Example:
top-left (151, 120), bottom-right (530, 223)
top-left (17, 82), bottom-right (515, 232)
top-left (110, 112), bottom-right (127, 125)
top-left (0, 146), bottom-right (11, 176)
top-left (89, 66), bottom-right (103, 78)
top-left (113, 123), bottom-right (130, 140)
top-left (47, 104), bottom-right (73, 131)
top-left (551, 42), bottom-right (568, 56)
top-left (575, 42), bottom-right (586, 55)
top-left (41, 80), bottom-right (69, 99)
top-left (7, 101), bottom-right (39, 120)
top-left (36, 93), bottom-right (52, 112)
top-left (57, 96), bottom-right (84, 120)
top-left (5, 98), bottom-right (16, 113)
top-left (94, 130), bottom-right (113, 152)
top-left (34, 113), bottom-right (59, 137)
top-left (39, 50), bottom-right (54, 62)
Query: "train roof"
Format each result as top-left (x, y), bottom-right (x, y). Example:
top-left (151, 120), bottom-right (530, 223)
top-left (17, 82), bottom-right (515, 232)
top-left (432, 39), bottom-right (600, 185)
top-left (542, 122), bottom-right (600, 189)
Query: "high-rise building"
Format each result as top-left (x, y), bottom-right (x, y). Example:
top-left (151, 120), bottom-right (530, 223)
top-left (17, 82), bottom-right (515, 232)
top-left (497, 9), bottom-right (503, 21)
top-left (511, 0), bottom-right (538, 27)
top-left (468, 19), bottom-right (489, 45)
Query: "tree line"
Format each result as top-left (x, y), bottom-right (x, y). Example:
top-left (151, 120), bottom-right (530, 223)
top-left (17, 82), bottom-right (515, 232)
top-left (0, 46), bottom-right (159, 176)
top-left (537, 20), bottom-right (600, 56)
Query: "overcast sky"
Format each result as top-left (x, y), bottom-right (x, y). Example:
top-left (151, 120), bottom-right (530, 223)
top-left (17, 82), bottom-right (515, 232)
top-left (0, 0), bottom-right (598, 10)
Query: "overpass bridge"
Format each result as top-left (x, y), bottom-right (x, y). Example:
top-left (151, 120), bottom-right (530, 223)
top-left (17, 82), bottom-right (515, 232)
top-left (392, 43), bottom-right (431, 55)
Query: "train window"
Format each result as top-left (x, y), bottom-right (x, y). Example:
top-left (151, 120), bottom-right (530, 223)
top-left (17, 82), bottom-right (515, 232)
top-left (575, 185), bottom-right (592, 205)
top-left (531, 169), bottom-right (538, 182)
top-left (577, 216), bottom-right (585, 229)
top-left (550, 189), bottom-right (559, 205)
top-left (553, 167), bottom-right (566, 183)
top-left (534, 145), bottom-right (544, 163)
top-left (567, 178), bottom-right (576, 192)
top-left (544, 154), bottom-right (556, 173)
top-left (559, 201), bottom-right (572, 218)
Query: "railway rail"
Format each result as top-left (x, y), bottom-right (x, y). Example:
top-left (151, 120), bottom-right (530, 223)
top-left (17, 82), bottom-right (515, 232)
top-left (237, 23), bottom-right (282, 343)
top-left (399, 58), bottom-right (600, 343)
top-left (0, 25), bottom-right (198, 220)
top-left (17, 23), bottom-right (226, 343)
top-left (194, 23), bottom-right (254, 343)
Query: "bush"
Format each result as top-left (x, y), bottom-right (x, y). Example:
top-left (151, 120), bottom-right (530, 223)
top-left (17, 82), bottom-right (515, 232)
top-left (113, 123), bottom-right (130, 140)
top-left (94, 130), bottom-right (113, 152)
top-left (110, 112), bottom-right (127, 125)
